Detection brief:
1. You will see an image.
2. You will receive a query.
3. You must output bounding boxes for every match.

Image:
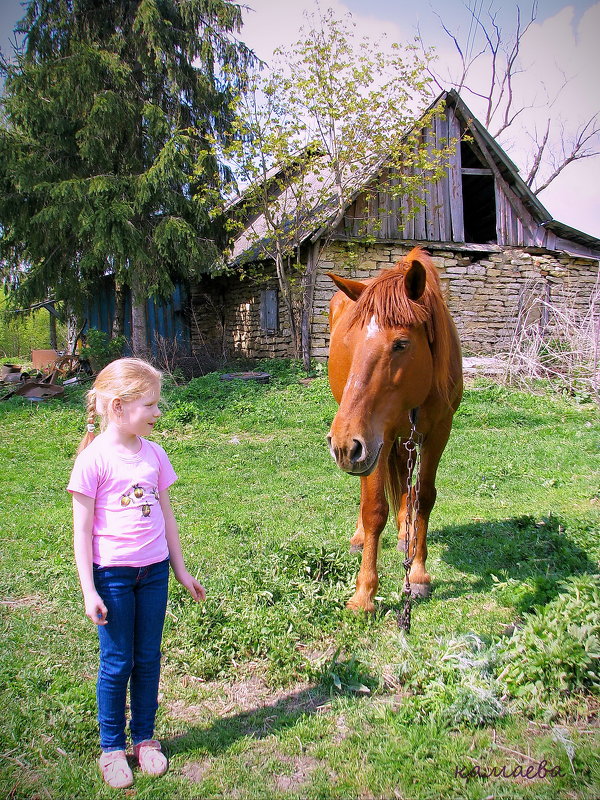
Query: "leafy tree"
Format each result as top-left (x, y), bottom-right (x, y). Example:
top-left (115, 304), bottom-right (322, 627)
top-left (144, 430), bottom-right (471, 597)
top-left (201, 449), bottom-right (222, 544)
top-left (0, 0), bottom-right (254, 354)
top-left (225, 8), bottom-right (452, 367)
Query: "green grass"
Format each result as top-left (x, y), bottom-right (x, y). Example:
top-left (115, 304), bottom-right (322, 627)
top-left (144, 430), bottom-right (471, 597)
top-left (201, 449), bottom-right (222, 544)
top-left (1, 361), bottom-right (599, 799)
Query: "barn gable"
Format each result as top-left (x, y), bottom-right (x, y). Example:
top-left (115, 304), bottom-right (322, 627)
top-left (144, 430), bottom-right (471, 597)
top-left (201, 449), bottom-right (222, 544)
top-left (200, 91), bottom-right (600, 364)
top-left (326, 90), bottom-right (599, 258)
top-left (231, 90), bottom-right (600, 262)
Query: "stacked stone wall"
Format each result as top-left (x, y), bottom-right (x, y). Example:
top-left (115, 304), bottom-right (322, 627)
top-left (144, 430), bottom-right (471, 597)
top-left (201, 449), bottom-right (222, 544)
top-left (190, 244), bottom-right (598, 362)
top-left (190, 271), bottom-right (294, 361)
top-left (311, 243), bottom-right (599, 359)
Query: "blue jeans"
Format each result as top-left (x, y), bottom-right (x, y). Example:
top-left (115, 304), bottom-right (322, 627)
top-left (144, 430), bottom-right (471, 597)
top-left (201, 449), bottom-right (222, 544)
top-left (93, 559), bottom-right (169, 752)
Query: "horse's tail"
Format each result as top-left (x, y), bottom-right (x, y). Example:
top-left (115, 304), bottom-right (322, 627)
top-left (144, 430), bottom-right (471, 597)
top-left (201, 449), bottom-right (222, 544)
top-left (385, 439), bottom-right (404, 522)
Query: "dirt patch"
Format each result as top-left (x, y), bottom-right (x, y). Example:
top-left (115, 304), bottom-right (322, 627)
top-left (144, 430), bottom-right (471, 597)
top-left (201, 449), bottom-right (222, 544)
top-left (333, 713), bottom-right (350, 743)
top-left (167, 669), bottom-right (328, 723)
top-left (273, 755), bottom-right (322, 792)
top-left (179, 758), bottom-right (212, 783)
top-left (0, 595), bottom-right (44, 611)
top-left (167, 699), bottom-right (210, 725)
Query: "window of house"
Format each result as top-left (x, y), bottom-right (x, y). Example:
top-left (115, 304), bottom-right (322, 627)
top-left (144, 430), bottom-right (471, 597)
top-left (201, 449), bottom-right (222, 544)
top-left (461, 140), bottom-right (498, 244)
top-left (260, 288), bottom-right (279, 334)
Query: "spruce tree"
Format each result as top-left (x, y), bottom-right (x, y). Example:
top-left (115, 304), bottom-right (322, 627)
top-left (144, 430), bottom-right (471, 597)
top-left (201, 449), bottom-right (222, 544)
top-left (0, 0), bottom-right (253, 353)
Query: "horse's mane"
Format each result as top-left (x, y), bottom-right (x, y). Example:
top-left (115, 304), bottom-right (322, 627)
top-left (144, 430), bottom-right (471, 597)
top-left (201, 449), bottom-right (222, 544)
top-left (350, 247), bottom-right (456, 404)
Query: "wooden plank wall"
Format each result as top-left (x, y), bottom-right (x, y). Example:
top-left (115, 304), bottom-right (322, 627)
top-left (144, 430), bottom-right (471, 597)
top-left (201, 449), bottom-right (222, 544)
top-left (339, 105), bottom-right (466, 243)
top-left (494, 180), bottom-right (557, 248)
top-left (337, 102), bottom-right (563, 249)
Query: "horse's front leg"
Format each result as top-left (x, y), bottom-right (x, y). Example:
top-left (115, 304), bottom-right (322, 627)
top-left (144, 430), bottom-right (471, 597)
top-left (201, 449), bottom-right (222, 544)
top-left (346, 457), bottom-right (389, 614)
top-left (349, 504), bottom-right (365, 552)
top-left (349, 521), bottom-right (365, 553)
top-left (398, 422), bottom-right (453, 598)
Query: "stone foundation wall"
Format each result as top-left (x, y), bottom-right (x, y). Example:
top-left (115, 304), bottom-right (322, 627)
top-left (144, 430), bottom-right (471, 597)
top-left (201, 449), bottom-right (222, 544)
top-left (190, 244), bottom-right (598, 361)
top-left (311, 243), bottom-right (599, 359)
top-left (190, 272), bottom-right (294, 361)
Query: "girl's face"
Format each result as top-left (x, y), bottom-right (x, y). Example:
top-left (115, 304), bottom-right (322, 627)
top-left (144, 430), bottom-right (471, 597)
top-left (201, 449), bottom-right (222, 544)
top-left (115, 386), bottom-right (161, 437)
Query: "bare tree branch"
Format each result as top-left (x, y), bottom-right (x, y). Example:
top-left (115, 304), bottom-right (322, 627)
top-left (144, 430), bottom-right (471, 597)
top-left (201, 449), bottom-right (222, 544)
top-left (526, 118), bottom-right (550, 186)
top-left (533, 114), bottom-right (600, 194)
top-left (431, 0), bottom-right (598, 193)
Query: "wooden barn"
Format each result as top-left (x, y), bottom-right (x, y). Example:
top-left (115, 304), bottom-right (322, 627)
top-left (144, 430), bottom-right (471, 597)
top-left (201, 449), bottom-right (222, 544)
top-left (191, 90), bottom-right (600, 363)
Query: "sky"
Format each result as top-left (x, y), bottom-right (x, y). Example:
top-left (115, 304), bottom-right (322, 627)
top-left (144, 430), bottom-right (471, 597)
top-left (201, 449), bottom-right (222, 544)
top-left (1, 0), bottom-right (599, 238)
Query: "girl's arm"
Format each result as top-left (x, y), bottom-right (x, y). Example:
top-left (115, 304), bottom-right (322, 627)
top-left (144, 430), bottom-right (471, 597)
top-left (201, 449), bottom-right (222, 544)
top-left (159, 489), bottom-right (206, 602)
top-left (72, 491), bottom-right (108, 625)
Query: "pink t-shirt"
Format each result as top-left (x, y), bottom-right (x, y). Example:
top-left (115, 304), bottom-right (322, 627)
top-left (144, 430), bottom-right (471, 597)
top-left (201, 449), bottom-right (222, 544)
top-left (67, 435), bottom-right (177, 567)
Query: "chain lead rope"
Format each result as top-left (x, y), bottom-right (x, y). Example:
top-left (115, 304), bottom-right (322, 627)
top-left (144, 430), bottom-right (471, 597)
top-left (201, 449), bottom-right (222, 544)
top-left (398, 408), bottom-right (422, 633)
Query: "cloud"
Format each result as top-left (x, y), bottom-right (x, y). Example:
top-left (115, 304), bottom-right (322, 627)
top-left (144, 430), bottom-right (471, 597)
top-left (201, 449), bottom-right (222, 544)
top-left (241, 0), bottom-right (410, 63)
top-left (515, 4), bottom-right (600, 234)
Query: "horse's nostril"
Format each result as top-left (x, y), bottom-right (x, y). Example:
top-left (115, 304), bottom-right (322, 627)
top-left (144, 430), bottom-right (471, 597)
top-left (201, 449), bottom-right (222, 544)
top-left (349, 438), bottom-right (364, 464)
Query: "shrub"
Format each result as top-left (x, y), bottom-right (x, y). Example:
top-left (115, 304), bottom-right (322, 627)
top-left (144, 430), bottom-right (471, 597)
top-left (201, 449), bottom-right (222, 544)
top-left (392, 633), bottom-right (505, 727)
top-left (504, 281), bottom-right (600, 403)
top-left (498, 574), bottom-right (600, 699)
top-left (442, 685), bottom-right (504, 727)
top-left (79, 328), bottom-right (125, 372)
top-left (277, 541), bottom-right (357, 586)
top-left (159, 400), bottom-right (202, 427)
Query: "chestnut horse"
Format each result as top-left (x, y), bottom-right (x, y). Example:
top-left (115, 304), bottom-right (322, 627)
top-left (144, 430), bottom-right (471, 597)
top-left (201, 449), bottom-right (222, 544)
top-left (327, 247), bottom-right (463, 612)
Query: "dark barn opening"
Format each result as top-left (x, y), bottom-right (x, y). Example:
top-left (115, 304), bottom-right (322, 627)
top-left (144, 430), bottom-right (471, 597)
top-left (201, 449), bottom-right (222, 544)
top-left (462, 173), bottom-right (497, 243)
top-left (460, 139), bottom-right (498, 244)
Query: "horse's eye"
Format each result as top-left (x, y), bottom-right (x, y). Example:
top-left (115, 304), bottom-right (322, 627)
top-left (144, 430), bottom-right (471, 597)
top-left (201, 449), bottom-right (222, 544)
top-left (392, 339), bottom-right (409, 352)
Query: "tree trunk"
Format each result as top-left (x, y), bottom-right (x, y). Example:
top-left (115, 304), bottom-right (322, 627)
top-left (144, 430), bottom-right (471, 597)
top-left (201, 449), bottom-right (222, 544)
top-left (130, 272), bottom-right (149, 358)
top-left (66, 308), bottom-right (82, 353)
top-left (274, 244), bottom-right (300, 359)
top-left (301, 241), bottom-right (321, 372)
top-left (112, 279), bottom-right (126, 338)
top-left (49, 310), bottom-right (57, 350)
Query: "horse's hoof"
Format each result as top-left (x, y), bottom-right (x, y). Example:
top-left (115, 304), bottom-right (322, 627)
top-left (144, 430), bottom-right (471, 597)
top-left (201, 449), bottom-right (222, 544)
top-left (346, 597), bottom-right (375, 614)
top-left (409, 583), bottom-right (431, 598)
top-left (349, 543), bottom-right (364, 553)
top-left (397, 539), bottom-right (406, 552)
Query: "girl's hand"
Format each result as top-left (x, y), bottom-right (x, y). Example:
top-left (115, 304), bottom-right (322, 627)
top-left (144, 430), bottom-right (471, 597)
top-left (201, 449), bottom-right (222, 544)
top-left (84, 592), bottom-right (108, 625)
top-left (177, 571), bottom-right (206, 602)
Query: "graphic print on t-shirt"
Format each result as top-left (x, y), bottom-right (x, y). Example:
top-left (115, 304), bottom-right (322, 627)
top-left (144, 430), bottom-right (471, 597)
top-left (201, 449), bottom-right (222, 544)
top-left (120, 484), bottom-right (159, 517)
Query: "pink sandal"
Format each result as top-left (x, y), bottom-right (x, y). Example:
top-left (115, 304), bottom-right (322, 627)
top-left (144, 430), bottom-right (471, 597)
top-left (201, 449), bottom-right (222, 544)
top-left (98, 750), bottom-right (134, 788)
top-left (134, 739), bottom-right (168, 776)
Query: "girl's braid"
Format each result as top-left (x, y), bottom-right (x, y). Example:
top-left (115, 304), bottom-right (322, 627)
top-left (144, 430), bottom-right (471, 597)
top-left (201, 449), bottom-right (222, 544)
top-left (77, 389), bottom-right (97, 453)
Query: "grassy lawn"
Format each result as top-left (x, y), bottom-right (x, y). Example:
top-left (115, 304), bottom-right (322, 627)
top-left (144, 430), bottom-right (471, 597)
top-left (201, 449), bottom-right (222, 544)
top-left (1, 361), bottom-right (599, 799)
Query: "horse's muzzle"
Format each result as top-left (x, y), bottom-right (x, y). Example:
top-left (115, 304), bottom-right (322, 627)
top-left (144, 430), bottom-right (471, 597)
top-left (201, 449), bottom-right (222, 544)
top-left (327, 434), bottom-right (383, 476)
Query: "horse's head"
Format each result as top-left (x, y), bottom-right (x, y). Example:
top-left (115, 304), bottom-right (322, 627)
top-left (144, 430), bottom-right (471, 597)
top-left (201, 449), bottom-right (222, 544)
top-left (327, 250), bottom-right (443, 476)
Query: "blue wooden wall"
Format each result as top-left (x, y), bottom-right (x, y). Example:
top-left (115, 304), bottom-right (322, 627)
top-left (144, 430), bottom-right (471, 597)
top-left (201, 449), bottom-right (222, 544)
top-left (85, 280), bottom-right (191, 357)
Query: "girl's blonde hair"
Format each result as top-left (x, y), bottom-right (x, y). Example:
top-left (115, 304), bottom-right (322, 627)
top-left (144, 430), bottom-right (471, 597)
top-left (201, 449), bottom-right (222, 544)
top-left (78, 358), bottom-right (162, 453)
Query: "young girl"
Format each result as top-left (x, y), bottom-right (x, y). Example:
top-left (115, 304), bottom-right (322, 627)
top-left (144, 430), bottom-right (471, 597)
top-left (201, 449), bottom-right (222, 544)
top-left (68, 357), bottom-right (205, 789)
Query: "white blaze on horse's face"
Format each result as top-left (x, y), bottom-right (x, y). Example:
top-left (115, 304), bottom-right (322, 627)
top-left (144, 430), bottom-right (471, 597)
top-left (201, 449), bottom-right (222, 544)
top-left (365, 315), bottom-right (380, 340)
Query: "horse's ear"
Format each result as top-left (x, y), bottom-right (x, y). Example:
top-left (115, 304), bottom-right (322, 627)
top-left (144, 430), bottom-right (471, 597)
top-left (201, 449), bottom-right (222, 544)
top-left (327, 273), bottom-right (366, 302)
top-left (404, 259), bottom-right (427, 301)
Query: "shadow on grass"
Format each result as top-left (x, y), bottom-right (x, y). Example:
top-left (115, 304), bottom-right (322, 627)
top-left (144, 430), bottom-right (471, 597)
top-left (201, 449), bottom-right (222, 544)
top-left (427, 514), bottom-right (597, 612)
top-left (163, 666), bottom-right (373, 759)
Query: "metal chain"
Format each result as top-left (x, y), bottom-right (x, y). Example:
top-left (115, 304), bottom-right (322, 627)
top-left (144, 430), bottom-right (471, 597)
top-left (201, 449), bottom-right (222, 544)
top-left (398, 409), bottom-right (422, 633)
